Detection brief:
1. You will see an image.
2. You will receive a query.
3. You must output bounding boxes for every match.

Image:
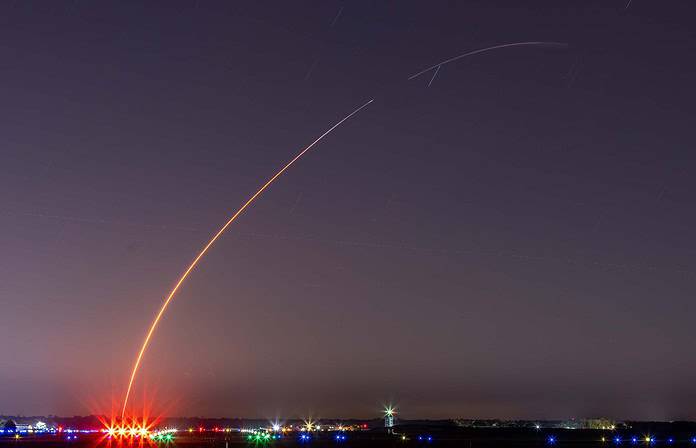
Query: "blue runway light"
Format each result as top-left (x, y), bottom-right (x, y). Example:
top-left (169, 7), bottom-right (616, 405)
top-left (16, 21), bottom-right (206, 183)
top-left (691, 437), bottom-right (696, 444)
top-left (614, 436), bottom-right (622, 444)
top-left (427, 435), bottom-right (433, 442)
top-left (667, 438), bottom-right (674, 444)
top-left (548, 435), bottom-right (557, 445)
top-left (631, 437), bottom-right (638, 444)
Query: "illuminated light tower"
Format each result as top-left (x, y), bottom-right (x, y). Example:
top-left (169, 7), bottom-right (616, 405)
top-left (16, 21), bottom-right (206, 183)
top-left (384, 405), bottom-right (396, 431)
top-left (303, 418), bottom-right (315, 432)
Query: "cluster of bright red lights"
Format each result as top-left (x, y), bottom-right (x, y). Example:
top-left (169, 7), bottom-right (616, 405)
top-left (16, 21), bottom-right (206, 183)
top-left (103, 425), bottom-right (152, 438)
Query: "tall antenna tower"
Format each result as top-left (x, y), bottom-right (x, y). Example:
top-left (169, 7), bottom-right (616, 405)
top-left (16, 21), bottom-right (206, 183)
top-left (384, 405), bottom-right (396, 430)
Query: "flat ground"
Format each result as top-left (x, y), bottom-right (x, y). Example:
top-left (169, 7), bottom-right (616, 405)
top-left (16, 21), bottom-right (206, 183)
top-left (3, 426), bottom-right (692, 448)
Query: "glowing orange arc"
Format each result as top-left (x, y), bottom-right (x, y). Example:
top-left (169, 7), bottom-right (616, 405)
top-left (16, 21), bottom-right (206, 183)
top-left (121, 99), bottom-right (374, 417)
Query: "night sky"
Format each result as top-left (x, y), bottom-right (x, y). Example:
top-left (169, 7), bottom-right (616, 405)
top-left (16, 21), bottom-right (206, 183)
top-left (2, 1), bottom-right (696, 421)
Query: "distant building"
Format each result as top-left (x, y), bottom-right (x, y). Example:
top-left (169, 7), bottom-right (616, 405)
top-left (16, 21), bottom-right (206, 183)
top-left (15, 423), bottom-right (31, 433)
top-left (584, 419), bottom-right (616, 430)
top-left (3, 420), bottom-right (17, 433)
top-left (454, 419), bottom-right (619, 430)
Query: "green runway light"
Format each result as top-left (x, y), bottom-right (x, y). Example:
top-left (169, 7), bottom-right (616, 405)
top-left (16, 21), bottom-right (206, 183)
top-left (247, 431), bottom-right (274, 445)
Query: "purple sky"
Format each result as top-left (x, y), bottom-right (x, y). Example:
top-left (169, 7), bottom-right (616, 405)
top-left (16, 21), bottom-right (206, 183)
top-left (2, 0), bottom-right (696, 420)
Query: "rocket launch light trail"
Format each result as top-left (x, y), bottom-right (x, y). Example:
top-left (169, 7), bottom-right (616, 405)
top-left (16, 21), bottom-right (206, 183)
top-left (120, 98), bottom-right (374, 417)
top-left (121, 41), bottom-right (568, 419)
top-left (408, 41), bottom-right (569, 81)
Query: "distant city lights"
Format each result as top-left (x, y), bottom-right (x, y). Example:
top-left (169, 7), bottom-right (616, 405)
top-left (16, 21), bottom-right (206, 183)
top-left (1, 414), bottom-right (660, 448)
